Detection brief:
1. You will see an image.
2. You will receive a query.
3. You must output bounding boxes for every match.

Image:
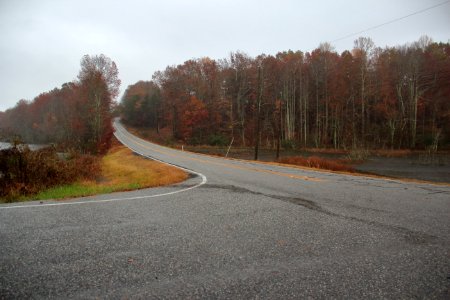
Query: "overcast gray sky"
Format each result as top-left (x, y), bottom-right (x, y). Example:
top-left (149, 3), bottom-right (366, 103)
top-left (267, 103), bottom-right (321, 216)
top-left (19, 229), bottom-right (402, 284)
top-left (0, 0), bottom-right (449, 111)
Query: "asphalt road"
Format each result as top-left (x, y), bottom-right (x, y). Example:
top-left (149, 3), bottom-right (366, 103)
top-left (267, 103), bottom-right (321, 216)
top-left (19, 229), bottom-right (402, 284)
top-left (1, 120), bottom-right (449, 299)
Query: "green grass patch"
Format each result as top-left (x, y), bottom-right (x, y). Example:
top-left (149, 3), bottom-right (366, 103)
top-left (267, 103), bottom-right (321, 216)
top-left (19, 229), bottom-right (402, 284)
top-left (32, 182), bottom-right (142, 200)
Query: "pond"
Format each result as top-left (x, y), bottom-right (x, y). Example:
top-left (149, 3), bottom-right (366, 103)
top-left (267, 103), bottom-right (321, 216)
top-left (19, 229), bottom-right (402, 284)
top-left (0, 142), bottom-right (48, 151)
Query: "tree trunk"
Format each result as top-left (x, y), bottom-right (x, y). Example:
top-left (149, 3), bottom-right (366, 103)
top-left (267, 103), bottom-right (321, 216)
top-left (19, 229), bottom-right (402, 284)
top-left (254, 66), bottom-right (263, 160)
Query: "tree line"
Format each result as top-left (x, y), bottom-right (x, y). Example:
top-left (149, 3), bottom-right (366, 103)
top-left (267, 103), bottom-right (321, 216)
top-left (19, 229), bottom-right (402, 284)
top-left (0, 54), bottom-right (120, 154)
top-left (121, 36), bottom-right (449, 153)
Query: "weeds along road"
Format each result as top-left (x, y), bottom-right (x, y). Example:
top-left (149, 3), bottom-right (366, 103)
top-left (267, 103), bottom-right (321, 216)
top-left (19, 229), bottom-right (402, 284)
top-left (1, 120), bottom-right (449, 299)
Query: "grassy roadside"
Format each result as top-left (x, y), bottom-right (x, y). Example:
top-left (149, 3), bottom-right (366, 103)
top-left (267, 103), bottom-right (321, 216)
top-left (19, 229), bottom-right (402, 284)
top-left (27, 145), bottom-right (188, 201)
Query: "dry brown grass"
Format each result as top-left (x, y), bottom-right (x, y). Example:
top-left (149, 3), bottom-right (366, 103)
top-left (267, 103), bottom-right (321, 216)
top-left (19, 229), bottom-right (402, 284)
top-left (303, 148), bottom-right (349, 155)
top-left (278, 156), bottom-right (355, 172)
top-left (19, 144), bottom-right (188, 201)
top-left (98, 145), bottom-right (188, 189)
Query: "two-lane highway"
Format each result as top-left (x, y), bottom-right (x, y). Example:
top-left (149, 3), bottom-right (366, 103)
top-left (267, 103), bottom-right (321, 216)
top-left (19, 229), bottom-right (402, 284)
top-left (1, 120), bottom-right (449, 298)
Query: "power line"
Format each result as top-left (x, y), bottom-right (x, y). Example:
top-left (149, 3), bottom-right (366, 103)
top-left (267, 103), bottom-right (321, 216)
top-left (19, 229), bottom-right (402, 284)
top-left (331, 0), bottom-right (450, 43)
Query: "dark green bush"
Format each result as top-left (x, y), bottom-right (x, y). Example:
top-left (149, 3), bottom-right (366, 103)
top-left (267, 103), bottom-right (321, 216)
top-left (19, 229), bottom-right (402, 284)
top-left (208, 134), bottom-right (229, 146)
top-left (188, 136), bottom-right (202, 146)
top-left (282, 139), bottom-right (296, 150)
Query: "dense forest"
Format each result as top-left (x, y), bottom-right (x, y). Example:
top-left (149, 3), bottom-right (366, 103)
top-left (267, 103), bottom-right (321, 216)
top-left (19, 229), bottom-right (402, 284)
top-left (0, 54), bottom-right (120, 154)
top-left (121, 36), bottom-right (449, 152)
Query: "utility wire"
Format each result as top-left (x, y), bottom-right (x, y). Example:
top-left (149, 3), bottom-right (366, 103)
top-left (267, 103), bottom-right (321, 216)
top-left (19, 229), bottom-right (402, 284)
top-left (331, 0), bottom-right (450, 43)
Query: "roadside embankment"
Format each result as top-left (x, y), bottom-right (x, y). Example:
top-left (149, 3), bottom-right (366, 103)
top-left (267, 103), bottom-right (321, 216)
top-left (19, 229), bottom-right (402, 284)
top-left (0, 141), bottom-right (188, 203)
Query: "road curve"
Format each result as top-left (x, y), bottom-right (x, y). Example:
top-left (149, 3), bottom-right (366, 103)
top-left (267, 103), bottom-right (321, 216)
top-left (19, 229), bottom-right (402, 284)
top-left (0, 120), bottom-right (449, 298)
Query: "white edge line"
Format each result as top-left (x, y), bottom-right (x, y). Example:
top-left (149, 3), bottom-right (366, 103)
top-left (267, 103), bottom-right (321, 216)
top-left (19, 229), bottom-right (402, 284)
top-left (0, 125), bottom-right (207, 210)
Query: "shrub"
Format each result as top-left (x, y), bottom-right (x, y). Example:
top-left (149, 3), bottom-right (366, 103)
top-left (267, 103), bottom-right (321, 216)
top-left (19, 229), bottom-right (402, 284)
top-left (347, 148), bottom-right (370, 161)
top-left (278, 156), bottom-right (355, 172)
top-left (282, 139), bottom-right (296, 150)
top-left (208, 134), bottom-right (229, 147)
top-left (0, 145), bottom-right (100, 202)
top-left (188, 136), bottom-right (202, 146)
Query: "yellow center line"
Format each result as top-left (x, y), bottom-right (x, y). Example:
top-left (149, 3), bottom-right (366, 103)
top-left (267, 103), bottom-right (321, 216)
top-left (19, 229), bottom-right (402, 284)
top-left (118, 128), bottom-right (323, 182)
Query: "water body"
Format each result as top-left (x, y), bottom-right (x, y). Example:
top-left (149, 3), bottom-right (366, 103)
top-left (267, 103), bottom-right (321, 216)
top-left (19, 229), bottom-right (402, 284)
top-left (0, 142), bottom-right (48, 151)
top-left (0, 142), bottom-right (12, 150)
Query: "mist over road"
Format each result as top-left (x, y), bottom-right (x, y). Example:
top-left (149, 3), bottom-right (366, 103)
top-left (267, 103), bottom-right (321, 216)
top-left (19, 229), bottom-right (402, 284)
top-left (1, 120), bottom-right (449, 298)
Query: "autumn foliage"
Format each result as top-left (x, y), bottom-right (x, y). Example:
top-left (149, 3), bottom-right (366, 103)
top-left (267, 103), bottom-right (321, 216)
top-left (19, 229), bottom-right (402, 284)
top-left (120, 36), bottom-right (449, 151)
top-left (0, 54), bottom-right (120, 155)
top-left (0, 54), bottom-right (120, 200)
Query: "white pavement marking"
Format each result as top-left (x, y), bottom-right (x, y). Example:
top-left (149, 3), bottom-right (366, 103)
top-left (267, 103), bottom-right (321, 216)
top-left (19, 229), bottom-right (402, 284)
top-left (114, 126), bottom-right (207, 187)
top-left (0, 127), bottom-right (208, 210)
